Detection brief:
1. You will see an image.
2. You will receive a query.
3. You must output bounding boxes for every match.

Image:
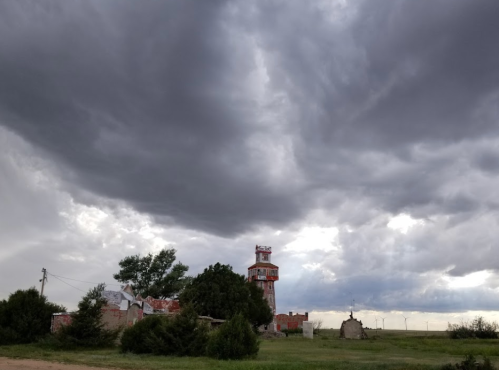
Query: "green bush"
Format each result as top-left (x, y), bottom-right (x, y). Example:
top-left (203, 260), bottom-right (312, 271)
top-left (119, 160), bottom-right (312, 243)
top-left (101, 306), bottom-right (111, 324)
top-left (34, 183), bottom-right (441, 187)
top-left (447, 317), bottom-right (498, 339)
top-left (121, 304), bottom-right (209, 356)
top-left (0, 287), bottom-right (65, 345)
top-left (55, 284), bottom-right (119, 348)
top-left (207, 313), bottom-right (259, 360)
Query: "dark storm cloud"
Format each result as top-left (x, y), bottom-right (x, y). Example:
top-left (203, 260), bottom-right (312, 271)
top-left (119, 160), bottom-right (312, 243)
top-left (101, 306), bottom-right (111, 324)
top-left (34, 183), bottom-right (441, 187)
top-left (1, 0), bottom-right (498, 237)
top-left (0, 0), bottom-right (305, 236)
top-left (2, 0), bottom-right (499, 317)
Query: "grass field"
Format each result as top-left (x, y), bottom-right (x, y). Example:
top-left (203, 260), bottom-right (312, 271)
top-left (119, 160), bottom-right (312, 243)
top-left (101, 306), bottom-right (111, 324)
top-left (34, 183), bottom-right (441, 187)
top-left (1, 329), bottom-right (498, 370)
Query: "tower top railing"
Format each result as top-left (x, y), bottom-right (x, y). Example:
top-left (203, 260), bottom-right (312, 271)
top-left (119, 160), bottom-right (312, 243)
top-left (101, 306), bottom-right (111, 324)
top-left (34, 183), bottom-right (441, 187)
top-left (255, 245), bottom-right (272, 253)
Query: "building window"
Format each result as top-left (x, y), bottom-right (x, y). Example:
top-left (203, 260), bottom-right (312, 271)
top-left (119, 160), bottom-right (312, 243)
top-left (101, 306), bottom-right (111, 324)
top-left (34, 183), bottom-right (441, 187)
top-left (269, 282), bottom-right (273, 290)
top-left (262, 254), bottom-right (269, 261)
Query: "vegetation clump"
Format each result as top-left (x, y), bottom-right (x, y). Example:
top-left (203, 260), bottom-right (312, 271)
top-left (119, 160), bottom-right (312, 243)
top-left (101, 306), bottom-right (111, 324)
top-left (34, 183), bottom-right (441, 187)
top-left (447, 316), bottom-right (498, 339)
top-left (121, 304), bottom-right (209, 356)
top-left (281, 328), bottom-right (303, 335)
top-left (0, 287), bottom-right (65, 345)
top-left (441, 354), bottom-right (495, 370)
top-left (207, 313), bottom-right (259, 360)
top-left (55, 284), bottom-right (119, 348)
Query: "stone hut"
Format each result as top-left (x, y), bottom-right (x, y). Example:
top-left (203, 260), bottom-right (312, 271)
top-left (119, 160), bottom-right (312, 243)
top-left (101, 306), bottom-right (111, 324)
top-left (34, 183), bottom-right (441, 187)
top-left (339, 312), bottom-right (367, 339)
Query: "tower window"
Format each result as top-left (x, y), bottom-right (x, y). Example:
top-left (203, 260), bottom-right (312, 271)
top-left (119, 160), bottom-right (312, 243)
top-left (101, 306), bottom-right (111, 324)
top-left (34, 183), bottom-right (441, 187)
top-left (262, 254), bottom-right (269, 261)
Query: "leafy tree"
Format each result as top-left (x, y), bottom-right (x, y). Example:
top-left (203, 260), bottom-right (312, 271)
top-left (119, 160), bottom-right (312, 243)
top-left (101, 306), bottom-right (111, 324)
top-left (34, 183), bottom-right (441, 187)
top-left (121, 304), bottom-right (209, 356)
top-left (179, 263), bottom-right (273, 328)
top-left (0, 287), bottom-right (65, 345)
top-left (207, 313), bottom-right (259, 360)
top-left (247, 280), bottom-right (274, 329)
top-left (113, 248), bottom-right (189, 299)
top-left (56, 283), bottom-right (119, 348)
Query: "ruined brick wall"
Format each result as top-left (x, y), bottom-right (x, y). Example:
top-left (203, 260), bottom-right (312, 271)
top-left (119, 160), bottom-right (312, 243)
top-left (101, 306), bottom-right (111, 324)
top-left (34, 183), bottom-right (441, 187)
top-left (275, 313), bottom-right (308, 331)
top-left (101, 305), bottom-right (127, 330)
top-left (51, 313), bottom-right (72, 332)
top-left (101, 304), bottom-right (144, 330)
top-left (52, 304), bottom-right (144, 333)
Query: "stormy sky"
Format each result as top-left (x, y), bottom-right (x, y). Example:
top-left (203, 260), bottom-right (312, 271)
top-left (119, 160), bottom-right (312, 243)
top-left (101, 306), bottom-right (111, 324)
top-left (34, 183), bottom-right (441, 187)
top-left (1, 0), bottom-right (499, 329)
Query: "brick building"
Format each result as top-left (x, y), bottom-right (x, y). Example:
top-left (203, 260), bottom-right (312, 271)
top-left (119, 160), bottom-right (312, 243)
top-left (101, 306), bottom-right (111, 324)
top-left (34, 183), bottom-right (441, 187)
top-left (275, 311), bottom-right (309, 331)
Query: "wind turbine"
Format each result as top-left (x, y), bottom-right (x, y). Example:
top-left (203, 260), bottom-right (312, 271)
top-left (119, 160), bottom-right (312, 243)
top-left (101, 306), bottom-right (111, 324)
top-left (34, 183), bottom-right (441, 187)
top-left (425, 321), bottom-right (429, 332)
top-left (402, 315), bottom-right (409, 331)
top-left (380, 317), bottom-right (386, 330)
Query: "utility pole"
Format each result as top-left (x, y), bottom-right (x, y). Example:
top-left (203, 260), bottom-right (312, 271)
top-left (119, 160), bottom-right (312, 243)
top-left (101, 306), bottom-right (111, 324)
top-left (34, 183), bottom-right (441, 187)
top-left (40, 268), bottom-right (47, 296)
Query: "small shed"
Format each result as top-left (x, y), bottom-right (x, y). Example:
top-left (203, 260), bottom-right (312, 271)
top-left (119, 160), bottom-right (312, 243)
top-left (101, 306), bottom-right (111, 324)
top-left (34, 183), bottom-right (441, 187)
top-left (339, 312), bottom-right (367, 339)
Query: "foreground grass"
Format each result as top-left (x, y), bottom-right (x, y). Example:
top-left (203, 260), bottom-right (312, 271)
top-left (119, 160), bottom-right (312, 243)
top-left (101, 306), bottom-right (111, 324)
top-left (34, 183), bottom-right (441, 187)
top-left (0, 330), bottom-right (498, 370)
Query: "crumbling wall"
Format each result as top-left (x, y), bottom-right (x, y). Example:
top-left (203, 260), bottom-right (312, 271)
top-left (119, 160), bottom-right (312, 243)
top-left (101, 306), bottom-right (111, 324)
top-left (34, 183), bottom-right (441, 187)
top-left (51, 313), bottom-right (72, 332)
top-left (101, 303), bottom-right (143, 330)
top-left (275, 313), bottom-right (308, 331)
top-left (339, 318), bottom-right (368, 339)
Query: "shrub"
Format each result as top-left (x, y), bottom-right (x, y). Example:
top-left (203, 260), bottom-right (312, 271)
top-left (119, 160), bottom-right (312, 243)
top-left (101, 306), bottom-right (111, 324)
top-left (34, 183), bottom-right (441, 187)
top-left (447, 316), bottom-right (498, 339)
top-left (0, 287), bottom-right (65, 345)
top-left (207, 313), bottom-right (259, 360)
top-left (281, 328), bottom-right (303, 335)
top-left (441, 354), bottom-right (496, 370)
top-left (313, 319), bottom-right (323, 335)
top-left (55, 284), bottom-right (119, 348)
top-left (121, 304), bottom-right (209, 357)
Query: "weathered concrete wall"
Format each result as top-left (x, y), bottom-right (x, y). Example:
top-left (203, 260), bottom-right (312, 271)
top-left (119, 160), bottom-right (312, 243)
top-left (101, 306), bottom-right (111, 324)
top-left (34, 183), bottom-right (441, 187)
top-left (339, 318), bottom-right (368, 339)
top-left (303, 321), bottom-right (313, 339)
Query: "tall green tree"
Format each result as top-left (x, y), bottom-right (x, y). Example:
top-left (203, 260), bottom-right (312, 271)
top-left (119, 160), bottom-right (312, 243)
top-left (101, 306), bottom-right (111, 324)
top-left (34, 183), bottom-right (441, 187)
top-left (0, 287), bottom-right (65, 345)
top-left (247, 280), bottom-right (274, 329)
top-left (113, 248), bottom-right (189, 299)
top-left (57, 283), bottom-right (119, 348)
top-left (179, 263), bottom-right (273, 328)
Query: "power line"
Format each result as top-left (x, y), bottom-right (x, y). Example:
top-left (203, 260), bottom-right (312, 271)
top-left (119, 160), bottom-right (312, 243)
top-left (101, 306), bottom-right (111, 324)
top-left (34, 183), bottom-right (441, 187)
top-left (49, 274), bottom-right (87, 293)
top-left (48, 273), bottom-right (121, 287)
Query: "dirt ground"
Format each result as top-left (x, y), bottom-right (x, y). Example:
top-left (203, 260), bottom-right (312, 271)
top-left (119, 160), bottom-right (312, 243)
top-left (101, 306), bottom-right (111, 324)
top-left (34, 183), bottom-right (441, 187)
top-left (0, 357), bottom-right (119, 370)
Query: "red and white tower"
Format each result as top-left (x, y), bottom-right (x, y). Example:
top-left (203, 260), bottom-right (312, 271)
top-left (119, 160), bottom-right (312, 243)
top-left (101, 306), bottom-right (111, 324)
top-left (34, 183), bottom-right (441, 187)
top-left (248, 245), bottom-right (279, 315)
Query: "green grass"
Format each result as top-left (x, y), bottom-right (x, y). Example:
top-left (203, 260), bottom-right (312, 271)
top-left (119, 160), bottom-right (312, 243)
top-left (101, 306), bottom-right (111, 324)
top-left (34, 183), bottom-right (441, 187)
top-left (0, 330), bottom-right (498, 370)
